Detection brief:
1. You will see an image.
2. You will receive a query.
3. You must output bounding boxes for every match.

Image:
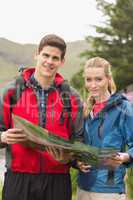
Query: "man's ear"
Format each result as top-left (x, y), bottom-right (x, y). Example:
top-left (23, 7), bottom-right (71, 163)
top-left (60, 58), bottom-right (65, 67)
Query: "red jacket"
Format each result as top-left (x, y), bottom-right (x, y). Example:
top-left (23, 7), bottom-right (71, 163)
top-left (0, 68), bottom-right (83, 174)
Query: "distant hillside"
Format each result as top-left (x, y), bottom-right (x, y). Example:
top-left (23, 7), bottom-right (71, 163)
top-left (0, 38), bottom-right (89, 86)
top-left (61, 40), bottom-right (89, 79)
top-left (0, 38), bottom-right (35, 85)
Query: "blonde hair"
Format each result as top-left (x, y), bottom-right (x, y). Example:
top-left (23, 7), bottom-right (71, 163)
top-left (84, 57), bottom-right (116, 117)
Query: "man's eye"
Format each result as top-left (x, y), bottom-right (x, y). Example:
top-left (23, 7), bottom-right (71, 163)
top-left (42, 53), bottom-right (49, 58)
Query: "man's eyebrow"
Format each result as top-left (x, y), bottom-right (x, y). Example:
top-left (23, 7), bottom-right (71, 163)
top-left (42, 53), bottom-right (49, 56)
top-left (52, 55), bottom-right (60, 59)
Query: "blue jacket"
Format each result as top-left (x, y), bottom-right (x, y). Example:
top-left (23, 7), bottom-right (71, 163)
top-left (78, 93), bottom-right (133, 193)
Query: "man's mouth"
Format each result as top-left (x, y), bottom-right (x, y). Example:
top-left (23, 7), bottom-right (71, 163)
top-left (43, 65), bottom-right (54, 70)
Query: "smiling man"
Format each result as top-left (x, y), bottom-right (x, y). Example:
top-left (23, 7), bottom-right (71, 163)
top-left (0, 34), bottom-right (83, 200)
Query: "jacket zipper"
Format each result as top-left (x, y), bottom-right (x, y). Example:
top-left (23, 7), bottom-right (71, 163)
top-left (51, 99), bottom-right (54, 124)
top-left (36, 89), bottom-right (48, 173)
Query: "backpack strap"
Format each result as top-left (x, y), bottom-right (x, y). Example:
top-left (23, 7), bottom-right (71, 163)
top-left (60, 80), bottom-right (72, 112)
top-left (59, 80), bottom-right (75, 140)
top-left (18, 64), bottom-right (27, 72)
top-left (10, 65), bottom-right (29, 107)
top-left (10, 75), bottom-right (26, 107)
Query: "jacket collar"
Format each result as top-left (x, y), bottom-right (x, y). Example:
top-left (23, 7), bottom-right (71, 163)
top-left (22, 67), bottom-right (65, 88)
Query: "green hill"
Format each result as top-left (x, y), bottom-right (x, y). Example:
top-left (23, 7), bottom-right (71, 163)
top-left (0, 38), bottom-right (35, 86)
top-left (0, 38), bottom-right (89, 87)
top-left (61, 40), bottom-right (89, 79)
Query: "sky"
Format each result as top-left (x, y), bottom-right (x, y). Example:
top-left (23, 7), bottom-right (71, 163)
top-left (0, 0), bottom-right (114, 44)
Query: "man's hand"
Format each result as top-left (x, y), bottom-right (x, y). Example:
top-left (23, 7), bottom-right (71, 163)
top-left (77, 161), bottom-right (91, 173)
top-left (1, 128), bottom-right (27, 144)
top-left (46, 146), bottom-right (74, 164)
top-left (103, 152), bottom-right (131, 168)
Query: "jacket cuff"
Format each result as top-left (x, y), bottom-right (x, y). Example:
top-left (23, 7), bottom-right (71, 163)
top-left (123, 150), bottom-right (133, 168)
top-left (0, 132), bottom-right (7, 148)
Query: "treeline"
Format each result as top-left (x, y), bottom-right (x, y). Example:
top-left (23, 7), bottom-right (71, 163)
top-left (71, 0), bottom-right (133, 92)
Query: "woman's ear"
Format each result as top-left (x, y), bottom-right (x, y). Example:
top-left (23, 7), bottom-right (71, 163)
top-left (107, 75), bottom-right (111, 83)
top-left (107, 76), bottom-right (112, 93)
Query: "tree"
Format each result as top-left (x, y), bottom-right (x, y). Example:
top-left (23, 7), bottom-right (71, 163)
top-left (71, 0), bottom-right (133, 91)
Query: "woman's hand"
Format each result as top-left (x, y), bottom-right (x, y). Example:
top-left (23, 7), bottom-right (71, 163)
top-left (77, 161), bottom-right (92, 173)
top-left (103, 153), bottom-right (131, 168)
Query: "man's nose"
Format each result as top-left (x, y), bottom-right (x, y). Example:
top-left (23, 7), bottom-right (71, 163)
top-left (46, 57), bottom-right (53, 64)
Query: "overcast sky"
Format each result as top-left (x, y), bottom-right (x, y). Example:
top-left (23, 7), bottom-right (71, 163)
top-left (0, 0), bottom-right (114, 44)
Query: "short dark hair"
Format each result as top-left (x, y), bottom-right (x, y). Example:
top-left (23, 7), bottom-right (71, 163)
top-left (38, 34), bottom-right (66, 59)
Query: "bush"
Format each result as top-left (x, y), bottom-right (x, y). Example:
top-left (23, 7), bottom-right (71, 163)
top-left (0, 181), bottom-right (2, 200)
top-left (71, 168), bottom-right (78, 200)
top-left (126, 168), bottom-right (133, 200)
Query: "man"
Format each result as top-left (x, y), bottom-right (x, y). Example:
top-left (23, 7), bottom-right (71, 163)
top-left (0, 34), bottom-right (83, 200)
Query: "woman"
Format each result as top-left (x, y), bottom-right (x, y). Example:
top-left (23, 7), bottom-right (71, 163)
top-left (77, 57), bottom-right (133, 200)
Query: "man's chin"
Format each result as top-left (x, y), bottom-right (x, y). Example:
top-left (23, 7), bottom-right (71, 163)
top-left (42, 72), bottom-right (55, 78)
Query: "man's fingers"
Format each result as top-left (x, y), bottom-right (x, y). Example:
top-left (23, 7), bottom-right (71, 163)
top-left (1, 129), bottom-right (28, 144)
top-left (8, 128), bottom-right (23, 133)
top-left (7, 133), bottom-right (27, 138)
top-left (46, 146), bottom-right (61, 159)
top-left (46, 147), bottom-right (72, 163)
top-left (6, 138), bottom-right (28, 144)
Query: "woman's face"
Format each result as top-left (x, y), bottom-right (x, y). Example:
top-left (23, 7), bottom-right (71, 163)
top-left (84, 67), bottom-right (110, 101)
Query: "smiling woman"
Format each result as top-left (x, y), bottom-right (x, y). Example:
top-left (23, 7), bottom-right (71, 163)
top-left (77, 57), bottom-right (133, 200)
top-left (83, 57), bottom-right (116, 116)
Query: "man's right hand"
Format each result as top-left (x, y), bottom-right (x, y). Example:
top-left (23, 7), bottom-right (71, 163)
top-left (1, 128), bottom-right (27, 144)
top-left (46, 146), bottom-right (74, 164)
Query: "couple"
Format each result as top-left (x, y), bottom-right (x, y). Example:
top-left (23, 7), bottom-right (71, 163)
top-left (0, 34), bottom-right (133, 200)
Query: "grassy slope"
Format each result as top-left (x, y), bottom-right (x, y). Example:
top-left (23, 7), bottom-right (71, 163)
top-left (0, 38), bottom-right (34, 86)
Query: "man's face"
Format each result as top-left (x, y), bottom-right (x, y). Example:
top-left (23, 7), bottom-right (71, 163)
top-left (35, 45), bottom-right (64, 79)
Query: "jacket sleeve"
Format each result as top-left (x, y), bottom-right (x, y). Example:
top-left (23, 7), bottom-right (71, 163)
top-left (120, 101), bottom-right (133, 166)
top-left (73, 103), bottom-right (84, 143)
top-left (70, 87), bottom-right (84, 143)
top-left (83, 117), bottom-right (92, 145)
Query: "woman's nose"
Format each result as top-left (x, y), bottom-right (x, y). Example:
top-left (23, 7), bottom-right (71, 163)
top-left (91, 81), bottom-right (97, 87)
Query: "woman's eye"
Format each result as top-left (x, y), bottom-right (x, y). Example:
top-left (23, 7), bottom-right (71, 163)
top-left (96, 78), bottom-right (102, 81)
top-left (86, 78), bottom-right (91, 82)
